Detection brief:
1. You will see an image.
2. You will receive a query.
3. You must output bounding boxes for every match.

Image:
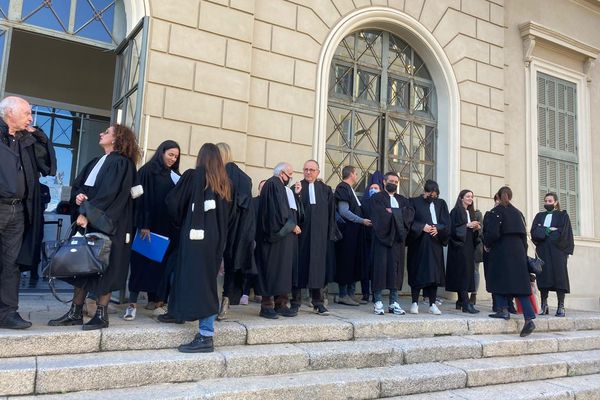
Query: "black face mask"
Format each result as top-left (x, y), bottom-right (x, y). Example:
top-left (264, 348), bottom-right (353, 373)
top-left (385, 183), bottom-right (398, 193)
top-left (544, 204), bottom-right (554, 212)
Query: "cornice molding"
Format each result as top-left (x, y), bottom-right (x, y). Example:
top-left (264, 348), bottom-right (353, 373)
top-left (519, 21), bottom-right (599, 81)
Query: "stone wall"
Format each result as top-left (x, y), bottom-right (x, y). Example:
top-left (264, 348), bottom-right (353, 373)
top-left (143, 0), bottom-right (506, 206)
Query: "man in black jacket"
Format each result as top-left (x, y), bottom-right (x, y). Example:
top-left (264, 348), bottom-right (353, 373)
top-left (0, 96), bottom-right (55, 329)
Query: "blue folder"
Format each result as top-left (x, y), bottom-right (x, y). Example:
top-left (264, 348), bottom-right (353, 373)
top-left (131, 230), bottom-right (170, 263)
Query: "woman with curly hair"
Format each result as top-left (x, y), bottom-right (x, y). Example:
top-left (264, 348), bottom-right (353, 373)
top-left (48, 124), bottom-right (140, 330)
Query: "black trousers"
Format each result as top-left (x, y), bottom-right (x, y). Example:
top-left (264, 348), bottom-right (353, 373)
top-left (291, 287), bottom-right (323, 307)
top-left (0, 203), bottom-right (25, 321)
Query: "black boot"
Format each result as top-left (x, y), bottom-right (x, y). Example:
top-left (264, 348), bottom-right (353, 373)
top-left (178, 333), bottom-right (214, 353)
top-left (556, 302), bottom-right (566, 317)
top-left (520, 319), bottom-right (536, 337)
top-left (539, 299), bottom-right (549, 315)
top-left (455, 301), bottom-right (461, 310)
top-left (82, 304), bottom-right (109, 330)
top-left (48, 303), bottom-right (83, 326)
top-left (489, 307), bottom-right (510, 320)
top-left (462, 303), bottom-right (480, 314)
top-left (469, 293), bottom-right (477, 305)
top-left (508, 300), bottom-right (518, 314)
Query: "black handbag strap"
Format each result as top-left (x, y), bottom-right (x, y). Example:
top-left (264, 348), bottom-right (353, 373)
top-left (48, 278), bottom-right (72, 304)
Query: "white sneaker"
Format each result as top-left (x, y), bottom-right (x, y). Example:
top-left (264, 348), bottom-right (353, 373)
top-left (123, 304), bottom-right (136, 321)
top-left (374, 301), bottom-right (384, 315)
top-left (409, 302), bottom-right (419, 314)
top-left (388, 302), bottom-right (406, 315)
top-left (435, 298), bottom-right (443, 306)
top-left (152, 305), bottom-right (167, 316)
top-left (239, 295), bottom-right (249, 305)
top-left (429, 303), bottom-right (442, 315)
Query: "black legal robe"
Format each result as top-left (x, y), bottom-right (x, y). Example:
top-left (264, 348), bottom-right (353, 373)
top-left (222, 162), bottom-right (256, 304)
top-left (297, 180), bottom-right (337, 289)
top-left (129, 159), bottom-right (178, 294)
top-left (531, 210), bottom-right (574, 292)
top-left (224, 162), bottom-right (256, 274)
top-left (370, 192), bottom-right (414, 291)
top-left (165, 168), bottom-right (231, 321)
top-left (483, 203), bottom-right (530, 296)
top-left (406, 196), bottom-right (450, 289)
top-left (256, 176), bottom-right (297, 296)
top-left (445, 206), bottom-right (479, 292)
top-left (69, 152), bottom-right (136, 294)
top-left (334, 181), bottom-right (364, 285)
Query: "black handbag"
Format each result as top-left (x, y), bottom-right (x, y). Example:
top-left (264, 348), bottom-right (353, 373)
top-left (42, 227), bottom-right (112, 302)
top-left (527, 252), bottom-right (544, 275)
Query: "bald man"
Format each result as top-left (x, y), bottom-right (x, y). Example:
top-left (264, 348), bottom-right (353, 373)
top-left (255, 162), bottom-right (301, 319)
top-left (0, 96), bottom-right (56, 329)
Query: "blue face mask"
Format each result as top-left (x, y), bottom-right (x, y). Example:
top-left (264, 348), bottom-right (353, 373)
top-left (369, 188), bottom-right (379, 197)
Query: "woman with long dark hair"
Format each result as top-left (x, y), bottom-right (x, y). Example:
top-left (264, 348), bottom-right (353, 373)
top-left (48, 124), bottom-right (140, 330)
top-left (123, 140), bottom-right (181, 321)
top-left (165, 143), bottom-right (232, 353)
top-left (484, 186), bottom-right (536, 337)
top-left (531, 192), bottom-right (574, 317)
top-left (446, 190), bottom-right (481, 314)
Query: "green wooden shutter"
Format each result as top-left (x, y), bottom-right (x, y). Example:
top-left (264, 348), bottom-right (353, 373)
top-left (537, 72), bottom-right (579, 234)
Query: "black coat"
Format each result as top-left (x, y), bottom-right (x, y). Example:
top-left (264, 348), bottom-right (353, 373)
top-left (0, 120), bottom-right (57, 270)
top-left (223, 162), bottom-right (256, 273)
top-left (445, 206), bottom-right (479, 292)
top-left (256, 176), bottom-right (297, 296)
top-left (297, 180), bottom-right (337, 289)
top-left (531, 210), bottom-right (574, 292)
top-left (370, 192), bottom-right (414, 291)
top-left (165, 168), bottom-right (231, 321)
top-left (406, 196), bottom-right (450, 289)
top-left (334, 181), bottom-right (365, 285)
top-left (128, 160), bottom-right (179, 294)
top-left (70, 152), bottom-right (136, 294)
top-left (483, 203), bottom-right (530, 296)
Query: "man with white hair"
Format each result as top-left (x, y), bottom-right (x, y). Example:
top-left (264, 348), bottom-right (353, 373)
top-left (255, 162), bottom-right (301, 319)
top-left (0, 96), bottom-right (56, 329)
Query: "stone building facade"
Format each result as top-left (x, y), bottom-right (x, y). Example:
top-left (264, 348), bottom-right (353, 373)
top-left (0, 0), bottom-right (598, 309)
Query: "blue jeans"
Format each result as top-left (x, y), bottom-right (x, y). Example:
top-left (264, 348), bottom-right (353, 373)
top-left (338, 282), bottom-right (356, 298)
top-left (496, 295), bottom-right (535, 320)
top-left (374, 289), bottom-right (398, 304)
top-left (199, 314), bottom-right (217, 337)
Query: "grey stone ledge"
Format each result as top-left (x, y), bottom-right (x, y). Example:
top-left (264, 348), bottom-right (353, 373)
top-left (294, 339), bottom-right (402, 369)
top-left (555, 330), bottom-right (600, 352)
top-left (544, 349), bottom-right (600, 377)
top-left (35, 349), bottom-right (225, 394)
top-left (390, 336), bottom-right (482, 364)
top-left (467, 332), bottom-right (560, 357)
top-left (0, 357), bottom-right (36, 396)
top-left (0, 328), bottom-right (100, 358)
top-left (219, 343), bottom-right (309, 377)
top-left (239, 314), bottom-right (353, 344)
top-left (444, 353), bottom-right (568, 387)
top-left (349, 314), bottom-right (469, 339)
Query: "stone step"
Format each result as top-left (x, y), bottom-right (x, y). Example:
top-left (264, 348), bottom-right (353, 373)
top-left (4, 303), bottom-right (600, 358)
top-left (3, 331), bottom-right (600, 396)
top-left (11, 365), bottom-right (600, 399)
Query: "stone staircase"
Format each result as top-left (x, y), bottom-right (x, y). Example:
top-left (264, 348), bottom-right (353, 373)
top-left (2, 296), bottom-right (600, 399)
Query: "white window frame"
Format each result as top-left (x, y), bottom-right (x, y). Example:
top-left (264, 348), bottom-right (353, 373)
top-left (525, 57), bottom-right (593, 237)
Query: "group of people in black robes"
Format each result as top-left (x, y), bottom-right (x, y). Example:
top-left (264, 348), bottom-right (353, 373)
top-left (40, 122), bottom-right (574, 344)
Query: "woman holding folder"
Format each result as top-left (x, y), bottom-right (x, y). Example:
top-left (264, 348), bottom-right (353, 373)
top-left (124, 140), bottom-right (181, 321)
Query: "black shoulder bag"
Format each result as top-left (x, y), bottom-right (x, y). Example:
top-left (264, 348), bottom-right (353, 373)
top-left (42, 224), bottom-right (112, 302)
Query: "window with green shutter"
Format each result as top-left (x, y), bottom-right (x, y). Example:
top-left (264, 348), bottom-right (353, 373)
top-left (537, 72), bottom-right (579, 234)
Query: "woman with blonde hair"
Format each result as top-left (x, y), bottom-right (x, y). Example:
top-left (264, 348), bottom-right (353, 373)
top-left (214, 142), bottom-right (255, 320)
top-left (48, 124), bottom-right (140, 330)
